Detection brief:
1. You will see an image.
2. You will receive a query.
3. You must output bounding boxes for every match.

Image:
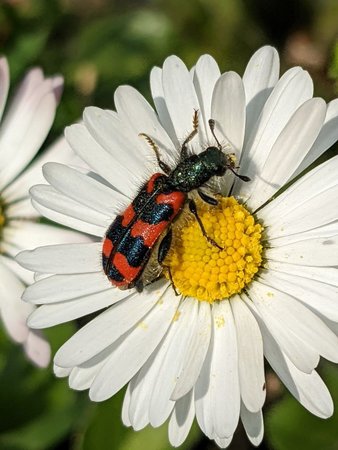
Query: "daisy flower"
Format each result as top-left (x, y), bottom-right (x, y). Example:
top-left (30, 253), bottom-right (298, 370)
top-left (0, 56), bottom-right (87, 367)
top-left (17, 46), bottom-right (338, 447)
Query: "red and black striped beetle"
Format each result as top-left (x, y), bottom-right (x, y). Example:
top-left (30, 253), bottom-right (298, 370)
top-left (102, 113), bottom-right (250, 292)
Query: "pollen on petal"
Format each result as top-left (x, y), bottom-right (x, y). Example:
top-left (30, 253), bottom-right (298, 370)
top-left (163, 197), bottom-right (263, 302)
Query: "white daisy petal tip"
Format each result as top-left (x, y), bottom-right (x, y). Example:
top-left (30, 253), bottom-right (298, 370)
top-left (24, 331), bottom-right (51, 368)
top-left (16, 47), bottom-right (338, 448)
top-left (50, 75), bottom-right (64, 102)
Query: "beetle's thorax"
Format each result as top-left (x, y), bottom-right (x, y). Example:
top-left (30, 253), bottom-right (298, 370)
top-left (167, 147), bottom-right (227, 192)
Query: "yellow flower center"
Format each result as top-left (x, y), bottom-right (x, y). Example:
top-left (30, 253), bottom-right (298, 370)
top-left (164, 196), bottom-right (263, 302)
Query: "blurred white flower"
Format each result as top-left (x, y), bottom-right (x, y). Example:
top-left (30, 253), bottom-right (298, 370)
top-left (18, 47), bottom-right (338, 446)
top-left (0, 56), bottom-right (87, 367)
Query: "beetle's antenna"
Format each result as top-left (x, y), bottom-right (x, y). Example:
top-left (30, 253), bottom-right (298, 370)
top-left (208, 119), bottom-right (222, 150)
top-left (226, 164), bottom-right (251, 182)
top-left (181, 110), bottom-right (199, 159)
top-left (139, 133), bottom-right (171, 174)
top-left (139, 133), bottom-right (161, 159)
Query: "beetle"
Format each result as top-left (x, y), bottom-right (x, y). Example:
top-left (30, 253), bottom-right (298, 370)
top-left (102, 112), bottom-right (250, 292)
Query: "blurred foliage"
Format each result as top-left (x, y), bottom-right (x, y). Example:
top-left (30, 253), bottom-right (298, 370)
top-left (0, 0), bottom-right (338, 449)
top-left (329, 41), bottom-right (338, 94)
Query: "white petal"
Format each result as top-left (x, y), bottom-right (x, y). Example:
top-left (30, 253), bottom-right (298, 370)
top-left (258, 155), bottom-right (338, 228)
top-left (210, 301), bottom-right (240, 438)
top-left (65, 123), bottom-right (138, 198)
top-left (247, 282), bottom-right (319, 373)
top-left (194, 335), bottom-right (214, 439)
top-left (240, 403), bottom-right (264, 447)
top-left (4, 220), bottom-right (88, 255)
top-left (1, 68), bottom-right (44, 125)
top-left (24, 330), bottom-right (51, 368)
top-left (16, 242), bottom-right (102, 274)
top-left (266, 235), bottom-right (338, 266)
top-left (237, 67), bottom-right (313, 199)
top-left (0, 56), bottom-right (9, 120)
top-left (267, 260), bottom-right (338, 287)
top-left (214, 436), bottom-right (233, 448)
top-left (150, 66), bottom-right (178, 146)
top-left (42, 162), bottom-right (126, 217)
top-left (248, 299), bottom-right (333, 418)
top-left (128, 353), bottom-right (158, 430)
top-left (211, 71), bottom-right (246, 154)
top-left (0, 262), bottom-right (32, 343)
top-left (260, 182), bottom-right (338, 239)
top-left (83, 106), bottom-right (148, 170)
top-left (278, 187), bottom-right (338, 237)
top-left (54, 280), bottom-right (167, 367)
top-left (295, 99), bottom-right (338, 175)
top-left (31, 198), bottom-right (105, 237)
top-left (122, 383), bottom-right (132, 426)
top-left (2, 136), bottom-right (80, 203)
top-left (247, 97), bottom-right (326, 210)
top-left (168, 391), bottom-right (195, 447)
top-left (171, 301), bottom-right (212, 400)
top-left (243, 46), bottom-right (280, 141)
top-left (89, 287), bottom-right (181, 401)
top-left (128, 303), bottom-right (195, 431)
top-left (0, 76), bottom-right (63, 189)
top-left (23, 272), bottom-right (110, 304)
top-left (5, 197), bottom-right (39, 219)
top-left (260, 269), bottom-right (338, 322)
top-left (193, 55), bottom-right (221, 141)
top-left (230, 296), bottom-right (265, 412)
top-left (68, 349), bottom-right (111, 391)
top-left (27, 284), bottom-right (130, 328)
top-left (266, 221), bottom-right (338, 247)
top-left (149, 298), bottom-right (198, 427)
top-left (0, 254), bottom-right (34, 285)
top-left (162, 56), bottom-right (200, 142)
top-left (34, 272), bottom-right (51, 282)
top-left (53, 364), bottom-right (71, 378)
top-left (254, 276), bottom-right (338, 363)
top-left (31, 184), bottom-right (110, 228)
top-left (113, 86), bottom-right (176, 164)
top-left (69, 366), bottom-right (98, 391)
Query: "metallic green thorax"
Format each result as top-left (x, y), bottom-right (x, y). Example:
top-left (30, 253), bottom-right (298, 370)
top-left (167, 147), bottom-right (228, 192)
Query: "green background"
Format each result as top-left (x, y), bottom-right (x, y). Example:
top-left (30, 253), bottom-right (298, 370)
top-left (1, 0), bottom-right (338, 449)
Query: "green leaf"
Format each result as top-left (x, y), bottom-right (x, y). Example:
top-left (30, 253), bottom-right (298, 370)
top-left (80, 391), bottom-right (129, 450)
top-left (0, 324), bottom-right (89, 450)
top-left (7, 29), bottom-right (49, 79)
top-left (0, 388), bottom-right (86, 450)
top-left (329, 41), bottom-right (338, 94)
top-left (117, 420), bottom-right (201, 450)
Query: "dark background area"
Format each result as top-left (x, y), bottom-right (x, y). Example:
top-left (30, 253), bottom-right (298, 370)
top-left (0, 0), bottom-right (338, 449)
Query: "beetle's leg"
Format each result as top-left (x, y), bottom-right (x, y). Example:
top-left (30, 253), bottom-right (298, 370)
top-left (198, 189), bottom-right (218, 206)
top-left (134, 278), bottom-right (144, 293)
top-left (158, 229), bottom-right (179, 296)
top-left (158, 228), bottom-right (172, 264)
top-left (181, 109), bottom-right (199, 160)
top-left (139, 133), bottom-right (171, 174)
top-left (188, 199), bottom-right (223, 250)
top-left (166, 265), bottom-right (179, 296)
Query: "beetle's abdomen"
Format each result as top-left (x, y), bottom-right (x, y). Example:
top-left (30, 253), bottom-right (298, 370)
top-left (102, 173), bottom-right (186, 288)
